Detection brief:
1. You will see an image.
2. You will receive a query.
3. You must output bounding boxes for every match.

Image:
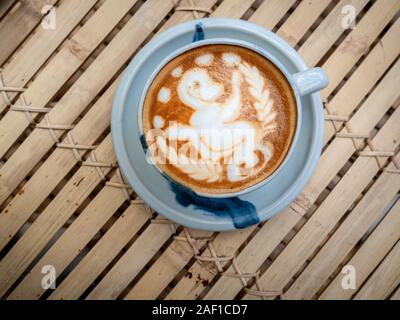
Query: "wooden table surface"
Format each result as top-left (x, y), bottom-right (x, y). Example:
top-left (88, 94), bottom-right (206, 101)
top-left (0, 0), bottom-right (399, 300)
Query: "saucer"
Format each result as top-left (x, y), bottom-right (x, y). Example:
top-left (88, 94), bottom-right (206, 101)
top-left (111, 18), bottom-right (324, 231)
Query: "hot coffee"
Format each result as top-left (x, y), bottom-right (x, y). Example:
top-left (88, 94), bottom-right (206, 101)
top-left (142, 44), bottom-right (297, 195)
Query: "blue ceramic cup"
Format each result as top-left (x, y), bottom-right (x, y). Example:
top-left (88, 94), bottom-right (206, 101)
top-left (137, 38), bottom-right (328, 198)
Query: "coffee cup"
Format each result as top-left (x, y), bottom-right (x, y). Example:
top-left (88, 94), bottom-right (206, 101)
top-left (138, 38), bottom-right (328, 198)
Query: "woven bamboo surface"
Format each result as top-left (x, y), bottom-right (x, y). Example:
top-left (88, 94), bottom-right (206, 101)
top-left (0, 0), bottom-right (399, 300)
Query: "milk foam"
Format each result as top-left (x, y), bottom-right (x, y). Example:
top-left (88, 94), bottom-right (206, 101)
top-left (153, 115), bottom-right (165, 128)
top-left (157, 87), bottom-right (171, 103)
top-left (171, 66), bottom-right (182, 77)
top-left (148, 49), bottom-right (281, 187)
top-left (195, 53), bottom-right (213, 66)
top-left (222, 52), bottom-right (241, 66)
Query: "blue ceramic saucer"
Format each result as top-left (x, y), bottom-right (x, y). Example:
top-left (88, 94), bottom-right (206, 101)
top-left (111, 18), bottom-right (324, 231)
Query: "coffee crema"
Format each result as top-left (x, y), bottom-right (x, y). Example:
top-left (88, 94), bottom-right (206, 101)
top-left (142, 44), bottom-right (297, 194)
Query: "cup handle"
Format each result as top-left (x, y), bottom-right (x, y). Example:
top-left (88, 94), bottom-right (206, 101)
top-left (292, 67), bottom-right (328, 96)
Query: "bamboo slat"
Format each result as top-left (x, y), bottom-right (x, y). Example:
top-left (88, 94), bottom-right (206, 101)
top-left (199, 213), bottom-right (298, 300)
top-left (157, 0), bottom-right (217, 33)
top-left (125, 228), bottom-right (254, 300)
top-left (391, 288), bottom-right (400, 300)
top-left (211, 0), bottom-right (255, 18)
top-left (86, 228), bottom-right (210, 300)
top-left (0, 0), bottom-right (58, 65)
top-left (321, 0), bottom-right (400, 98)
top-left (7, 172), bottom-right (137, 299)
top-left (0, 0), bottom-right (97, 114)
top-left (243, 106), bottom-right (400, 299)
top-left (320, 199), bottom-right (400, 300)
top-left (303, 60), bottom-right (400, 203)
top-left (284, 158), bottom-right (400, 299)
top-left (321, 0), bottom-right (400, 97)
top-left (0, 0), bottom-right (15, 20)
top-left (354, 238), bottom-right (400, 300)
top-left (276, 0), bottom-right (331, 47)
top-left (121, 228), bottom-right (213, 300)
top-left (0, 76), bottom-right (120, 251)
top-left (249, 0), bottom-right (295, 29)
top-left (0, 0), bottom-right (139, 160)
top-left (49, 203), bottom-right (153, 300)
top-left (324, 18), bottom-right (400, 144)
top-left (0, 134), bottom-right (116, 296)
top-left (298, 0), bottom-right (369, 67)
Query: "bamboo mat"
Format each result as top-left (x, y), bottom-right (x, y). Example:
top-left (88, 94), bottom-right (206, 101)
top-left (0, 0), bottom-right (399, 300)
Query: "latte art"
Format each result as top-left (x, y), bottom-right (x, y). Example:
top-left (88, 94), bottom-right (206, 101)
top-left (142, 45), bottom-right (297, 194)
